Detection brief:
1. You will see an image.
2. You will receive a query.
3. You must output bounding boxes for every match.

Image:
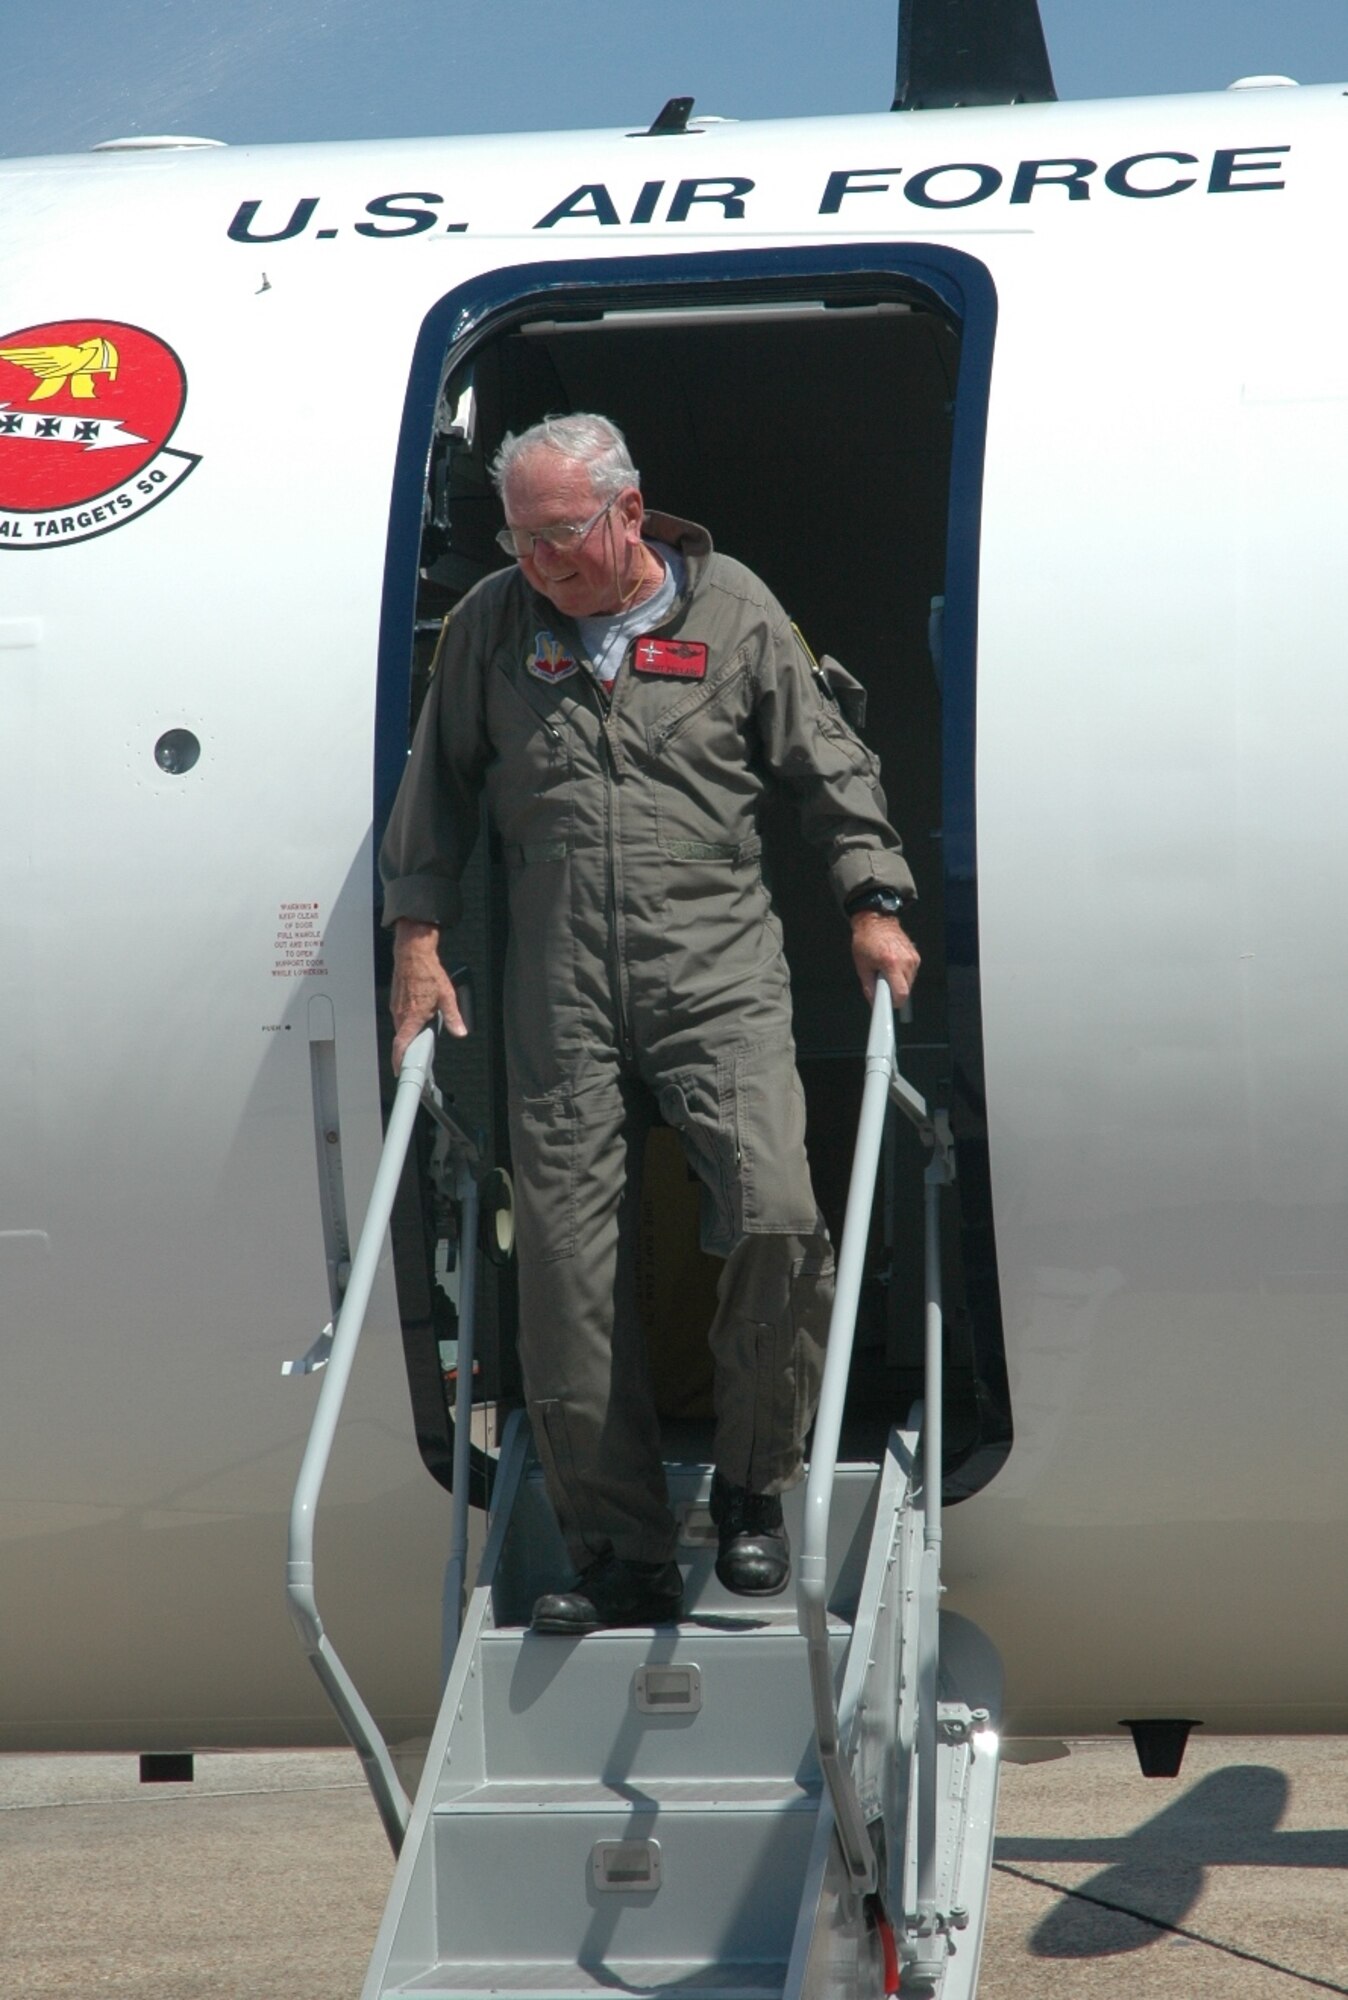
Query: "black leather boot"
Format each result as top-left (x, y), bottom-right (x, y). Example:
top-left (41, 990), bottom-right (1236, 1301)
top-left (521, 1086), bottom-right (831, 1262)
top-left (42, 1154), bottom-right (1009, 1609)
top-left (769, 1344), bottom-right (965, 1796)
top-left (531, 1550), bottom-right (684, 1635)
top-left (710, 1470), bottom-right (790, 1596)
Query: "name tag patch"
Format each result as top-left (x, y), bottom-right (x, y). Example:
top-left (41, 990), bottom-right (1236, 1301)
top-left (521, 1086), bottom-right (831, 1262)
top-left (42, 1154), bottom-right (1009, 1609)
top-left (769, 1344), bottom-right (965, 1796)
top-left (634, 636), bottom-right (707, 680)
top-left (526, 631), bottom-right (578, 683)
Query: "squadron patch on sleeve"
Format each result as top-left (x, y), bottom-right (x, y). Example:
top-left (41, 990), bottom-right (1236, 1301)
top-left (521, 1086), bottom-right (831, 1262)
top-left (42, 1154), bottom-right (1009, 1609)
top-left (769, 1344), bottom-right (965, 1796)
top-left (526, 631), bottom-right (578, 683)
top-left (633, 636), bottom-right (708, 680)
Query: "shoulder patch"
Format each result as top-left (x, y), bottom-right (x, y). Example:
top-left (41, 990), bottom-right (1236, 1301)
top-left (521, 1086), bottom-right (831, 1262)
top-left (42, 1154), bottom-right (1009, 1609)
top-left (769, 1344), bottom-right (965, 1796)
top-left (526, 631), bottom-right (578, 683)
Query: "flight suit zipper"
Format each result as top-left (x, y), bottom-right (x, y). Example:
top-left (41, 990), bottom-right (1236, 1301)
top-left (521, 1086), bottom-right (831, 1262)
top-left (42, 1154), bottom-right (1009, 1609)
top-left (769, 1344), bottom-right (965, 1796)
top-left (574, 652), bottom-right (635, 1065)
top-left (541, 578), bottom-right (695, 1071)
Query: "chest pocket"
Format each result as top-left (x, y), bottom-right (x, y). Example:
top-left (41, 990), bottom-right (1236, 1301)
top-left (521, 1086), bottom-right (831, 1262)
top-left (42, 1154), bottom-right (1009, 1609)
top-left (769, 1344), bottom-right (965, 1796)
top-left (643, 654), bottom-right (760, 862)
top-left (647, 652), bottom-right (751, 753)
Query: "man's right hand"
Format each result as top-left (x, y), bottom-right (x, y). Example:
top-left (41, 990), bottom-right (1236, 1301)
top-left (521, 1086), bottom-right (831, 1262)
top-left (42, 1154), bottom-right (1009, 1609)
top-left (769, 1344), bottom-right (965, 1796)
top-left (390, 919), bottom-right (468, 1071)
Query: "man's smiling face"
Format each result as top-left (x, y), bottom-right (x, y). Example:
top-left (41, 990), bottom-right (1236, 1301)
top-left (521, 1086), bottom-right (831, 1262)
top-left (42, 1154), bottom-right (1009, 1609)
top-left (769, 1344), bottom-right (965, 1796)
top-left (502, 448), bottom-right (644, 619)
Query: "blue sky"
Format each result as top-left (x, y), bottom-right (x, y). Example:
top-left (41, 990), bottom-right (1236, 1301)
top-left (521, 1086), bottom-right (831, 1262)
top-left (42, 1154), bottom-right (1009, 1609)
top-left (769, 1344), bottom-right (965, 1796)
top-left (4, 0), bottom-right (1348, 158)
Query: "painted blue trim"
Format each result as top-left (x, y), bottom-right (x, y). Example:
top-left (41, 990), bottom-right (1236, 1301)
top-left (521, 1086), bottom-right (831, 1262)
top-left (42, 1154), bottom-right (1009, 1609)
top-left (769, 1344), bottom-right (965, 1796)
top-left (373, 241), bottom-right (1009, 1482)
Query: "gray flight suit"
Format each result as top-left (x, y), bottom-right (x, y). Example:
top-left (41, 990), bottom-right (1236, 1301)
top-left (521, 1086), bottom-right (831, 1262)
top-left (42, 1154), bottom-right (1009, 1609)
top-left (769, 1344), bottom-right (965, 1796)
top-left (381, 513), bottom-right (915, 1568)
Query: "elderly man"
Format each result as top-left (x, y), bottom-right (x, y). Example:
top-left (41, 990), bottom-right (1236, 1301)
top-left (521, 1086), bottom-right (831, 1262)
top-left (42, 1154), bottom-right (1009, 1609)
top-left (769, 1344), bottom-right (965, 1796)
top-left (381, 413), bottom-right (917, 1634)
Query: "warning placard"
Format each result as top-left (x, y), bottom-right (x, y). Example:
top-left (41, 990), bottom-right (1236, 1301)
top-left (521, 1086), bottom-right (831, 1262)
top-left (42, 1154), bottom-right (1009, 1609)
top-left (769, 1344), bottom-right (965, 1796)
top-left (271, 901), bottom-right (329, 978)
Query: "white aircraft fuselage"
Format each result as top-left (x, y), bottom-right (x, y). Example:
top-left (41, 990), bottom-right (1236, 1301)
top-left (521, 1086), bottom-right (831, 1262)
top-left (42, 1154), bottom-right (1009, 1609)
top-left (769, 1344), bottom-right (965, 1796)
top-left (2, 82), bottom-right (1344, 1753)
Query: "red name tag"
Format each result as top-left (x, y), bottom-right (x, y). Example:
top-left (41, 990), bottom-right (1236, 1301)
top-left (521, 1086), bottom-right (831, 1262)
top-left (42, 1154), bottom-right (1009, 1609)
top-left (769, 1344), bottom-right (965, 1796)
top-left (633, 636), bottom-right (707, 680)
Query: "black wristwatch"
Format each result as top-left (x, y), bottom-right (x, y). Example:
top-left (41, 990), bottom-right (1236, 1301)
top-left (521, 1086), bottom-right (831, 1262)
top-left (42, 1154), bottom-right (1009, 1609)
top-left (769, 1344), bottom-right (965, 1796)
top-left (845, 884), bottom-right (906, 920)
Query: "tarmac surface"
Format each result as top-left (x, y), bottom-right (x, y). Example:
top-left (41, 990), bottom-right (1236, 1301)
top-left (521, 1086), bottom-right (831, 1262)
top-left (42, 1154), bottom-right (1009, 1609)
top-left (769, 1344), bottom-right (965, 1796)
top-left (1, 1736), bottom-right (1344, 1998)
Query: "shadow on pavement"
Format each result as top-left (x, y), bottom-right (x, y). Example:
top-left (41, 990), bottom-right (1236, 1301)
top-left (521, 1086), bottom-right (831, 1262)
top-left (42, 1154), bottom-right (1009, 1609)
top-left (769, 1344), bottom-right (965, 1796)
top-left (996, 1764), bottom-right (1348, 1958)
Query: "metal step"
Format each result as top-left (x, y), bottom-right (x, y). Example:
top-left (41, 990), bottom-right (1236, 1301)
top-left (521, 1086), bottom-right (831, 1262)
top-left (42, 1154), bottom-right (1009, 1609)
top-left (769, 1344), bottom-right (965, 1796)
top-left (393, 1957), bottom-right (788, 1997)
top-left (491, 1463), bottom-right (878, 1631)
top-left (437, 1775), bottom-right (820, 1811)
top-left (362, 1439), bottom-right (902, 2000)
top-left (407, 1792), bottom-right (817, 1976)
top-left (463, 1622), bottom-right (850, 1790)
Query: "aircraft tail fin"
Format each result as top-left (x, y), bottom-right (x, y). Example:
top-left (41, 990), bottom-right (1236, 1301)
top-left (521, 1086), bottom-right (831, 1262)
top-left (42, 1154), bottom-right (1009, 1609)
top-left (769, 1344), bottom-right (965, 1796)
top-left (894, 0), bottom-right (1057, 110)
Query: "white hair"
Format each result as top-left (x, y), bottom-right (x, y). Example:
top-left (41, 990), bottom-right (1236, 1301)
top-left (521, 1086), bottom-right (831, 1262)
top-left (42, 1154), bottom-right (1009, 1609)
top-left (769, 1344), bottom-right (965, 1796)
top-left (489, 413), bottom-right (640, 504)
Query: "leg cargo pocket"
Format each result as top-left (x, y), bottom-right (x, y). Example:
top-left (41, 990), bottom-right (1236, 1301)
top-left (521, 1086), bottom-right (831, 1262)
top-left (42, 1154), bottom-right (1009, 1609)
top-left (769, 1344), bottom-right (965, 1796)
top-left (731, 1043), bottom-right (820, 1235)
top-left (509, 1085), bottom-right (577, 1264)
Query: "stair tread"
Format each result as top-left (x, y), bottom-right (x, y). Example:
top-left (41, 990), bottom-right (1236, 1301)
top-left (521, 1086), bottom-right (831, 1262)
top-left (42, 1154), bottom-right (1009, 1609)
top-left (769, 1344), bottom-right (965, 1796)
top-left (397, 1958), bottom-right (788, 1997)
top-left (479, 1611), bottom-right (850, 1641)
top-left (436, 1775), bottom-right (819, 1812)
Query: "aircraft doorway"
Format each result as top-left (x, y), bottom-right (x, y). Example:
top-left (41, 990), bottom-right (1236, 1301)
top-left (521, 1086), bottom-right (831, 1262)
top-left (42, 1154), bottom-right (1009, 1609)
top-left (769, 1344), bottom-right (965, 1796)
top-left (380, 249), bottom-right (1009, 1504)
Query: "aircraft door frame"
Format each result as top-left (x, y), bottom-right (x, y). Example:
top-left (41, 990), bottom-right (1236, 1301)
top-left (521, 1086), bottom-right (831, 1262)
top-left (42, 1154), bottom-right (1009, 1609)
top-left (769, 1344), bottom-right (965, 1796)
top-left (376, 241), bottom-right (1010, 1499)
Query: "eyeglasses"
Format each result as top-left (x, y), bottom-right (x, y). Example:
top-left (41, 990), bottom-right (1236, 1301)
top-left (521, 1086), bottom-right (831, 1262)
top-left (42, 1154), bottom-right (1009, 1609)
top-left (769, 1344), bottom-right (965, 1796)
top-left (495, 499), bottom-right (614, 559)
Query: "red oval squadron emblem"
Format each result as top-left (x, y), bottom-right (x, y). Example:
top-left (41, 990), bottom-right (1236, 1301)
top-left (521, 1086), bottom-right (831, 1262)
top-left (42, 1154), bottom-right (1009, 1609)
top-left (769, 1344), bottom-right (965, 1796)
top-left (0, 318), bottom-right (200, 549)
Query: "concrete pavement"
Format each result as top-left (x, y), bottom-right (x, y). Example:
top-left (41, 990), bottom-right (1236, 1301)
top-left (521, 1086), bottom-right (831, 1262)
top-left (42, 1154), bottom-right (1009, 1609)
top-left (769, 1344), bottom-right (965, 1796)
top-left (984, 1734), bottom-right (1348, 1999)
top-left (0, 1752), bottom-right (389, 1999)
top-left (1, 1737), bottom-right (1344, 1996)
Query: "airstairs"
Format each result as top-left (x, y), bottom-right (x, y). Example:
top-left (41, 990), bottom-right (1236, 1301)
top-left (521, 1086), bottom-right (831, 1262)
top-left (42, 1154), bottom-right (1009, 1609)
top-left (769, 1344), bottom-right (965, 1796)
top-left (285, 990), bottom-right (1004, 2000)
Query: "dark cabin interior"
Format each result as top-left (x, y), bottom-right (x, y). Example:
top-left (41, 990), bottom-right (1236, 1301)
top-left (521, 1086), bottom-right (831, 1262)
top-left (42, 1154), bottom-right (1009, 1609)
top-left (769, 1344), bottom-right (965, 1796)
top-left (384, 284), bottom-right (1009, 1507)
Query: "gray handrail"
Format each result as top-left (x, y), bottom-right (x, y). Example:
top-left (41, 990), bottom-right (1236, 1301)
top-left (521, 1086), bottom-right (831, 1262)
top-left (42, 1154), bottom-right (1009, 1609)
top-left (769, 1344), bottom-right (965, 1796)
top-left (798, 985), bottom-right (899, 1898)
top-left (912, 1103), bottom-right (954, 1942)
top-left (285, 1023), bottom-right (438, 1855)
top-left (797, 982), bottom-right (954, 1917)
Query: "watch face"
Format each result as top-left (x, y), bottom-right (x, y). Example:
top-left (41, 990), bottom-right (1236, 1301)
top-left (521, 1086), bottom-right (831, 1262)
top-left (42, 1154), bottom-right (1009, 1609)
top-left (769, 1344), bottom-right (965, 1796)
top-left (851, 888), bottom-right (902, 916)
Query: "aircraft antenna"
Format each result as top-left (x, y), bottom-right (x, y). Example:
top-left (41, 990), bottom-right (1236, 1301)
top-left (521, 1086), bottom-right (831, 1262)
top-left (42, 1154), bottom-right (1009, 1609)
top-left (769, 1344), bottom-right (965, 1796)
top-left (642, 96), bottom-right (695, 135)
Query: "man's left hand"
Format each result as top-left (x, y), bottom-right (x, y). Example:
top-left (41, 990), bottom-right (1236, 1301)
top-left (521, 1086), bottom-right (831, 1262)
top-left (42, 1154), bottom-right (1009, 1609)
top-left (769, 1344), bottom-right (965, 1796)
top-left (851, 912), bottom-right (920, 1011)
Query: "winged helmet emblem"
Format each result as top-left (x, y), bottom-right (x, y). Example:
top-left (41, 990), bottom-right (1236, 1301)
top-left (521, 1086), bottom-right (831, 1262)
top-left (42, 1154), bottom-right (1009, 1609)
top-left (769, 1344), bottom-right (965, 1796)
top-left (0, 336), bottom-right (120, 401)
